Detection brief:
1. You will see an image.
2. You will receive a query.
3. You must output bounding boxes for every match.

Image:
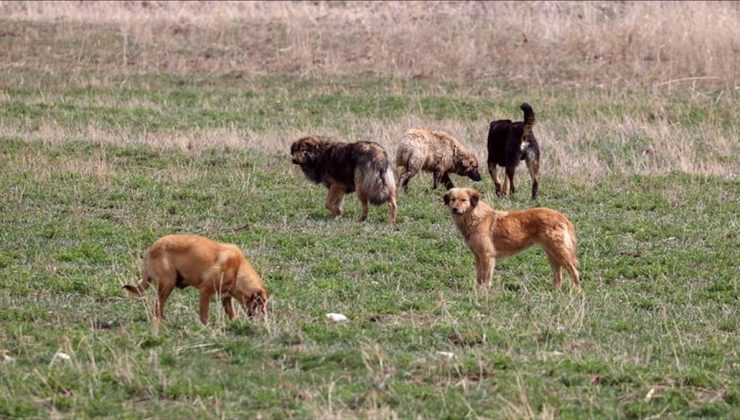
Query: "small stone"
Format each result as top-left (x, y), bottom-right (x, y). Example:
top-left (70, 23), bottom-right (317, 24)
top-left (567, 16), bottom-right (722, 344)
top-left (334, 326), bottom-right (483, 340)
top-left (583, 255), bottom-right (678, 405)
top-left (326, 313), bottom-right (348, 322)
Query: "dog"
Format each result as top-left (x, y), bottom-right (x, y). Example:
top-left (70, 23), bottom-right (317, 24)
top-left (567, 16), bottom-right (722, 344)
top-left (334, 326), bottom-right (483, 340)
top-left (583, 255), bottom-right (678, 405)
top-left (123, 234), bottom-right (269, 326)
top-left (290, 135), bottom-right (397, 223)
top-left (443, 188), bottom-right (580, 289)
top-left (396, 129), bottom-right (482, 191)
top-left (487, 103), bottom-right (541, 199)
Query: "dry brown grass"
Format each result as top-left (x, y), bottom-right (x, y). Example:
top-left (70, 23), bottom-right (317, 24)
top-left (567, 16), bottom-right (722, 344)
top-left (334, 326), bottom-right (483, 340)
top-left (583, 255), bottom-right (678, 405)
top-left (2, 1), bottom-right (738, 87)
top-left (1, 1), bottom-right (737, 179)
top-left (1, 112), bottom-right (736, 179)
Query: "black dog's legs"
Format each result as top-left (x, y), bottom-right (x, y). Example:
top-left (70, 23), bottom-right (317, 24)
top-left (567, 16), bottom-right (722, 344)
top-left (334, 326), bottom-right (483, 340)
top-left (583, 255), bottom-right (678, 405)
top-left (489, 163), bottom-right (503, 196)
top-left (526, 158), bottom-right (540, 200)
top-left (505, 166), bottom-right (517, 195)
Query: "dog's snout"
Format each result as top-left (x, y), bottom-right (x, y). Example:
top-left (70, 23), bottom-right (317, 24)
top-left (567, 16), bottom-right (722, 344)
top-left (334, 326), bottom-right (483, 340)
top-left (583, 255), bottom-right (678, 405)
top-left (469, 169), bottom-right (482, 181)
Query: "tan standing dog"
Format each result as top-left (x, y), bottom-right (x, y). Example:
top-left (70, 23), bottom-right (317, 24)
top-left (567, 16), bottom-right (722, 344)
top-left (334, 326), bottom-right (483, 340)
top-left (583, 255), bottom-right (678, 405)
top-left (443, 188), bottom-right (580, 289)
top-left (124, 234), bottom-right (269, 325)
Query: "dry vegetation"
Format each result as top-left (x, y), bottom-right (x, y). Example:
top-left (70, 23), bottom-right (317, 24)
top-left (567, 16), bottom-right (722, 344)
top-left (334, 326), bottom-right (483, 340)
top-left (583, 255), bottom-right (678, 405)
top-left (0, 1), bottom-right (738, 179)
top-left (2, 1), bottom-right (739, 86)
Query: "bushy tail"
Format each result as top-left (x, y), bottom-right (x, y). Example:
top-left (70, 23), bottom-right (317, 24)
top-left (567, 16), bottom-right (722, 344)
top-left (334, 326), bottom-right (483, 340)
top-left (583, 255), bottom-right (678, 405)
top-left (521, 103), bottom-right (535, 138)
top-left (359, 158), bottom-right (397, 205)
top-left (562, 222), bottom-right (579, 268)
top-left (123, 271), bottom-right (152, 296)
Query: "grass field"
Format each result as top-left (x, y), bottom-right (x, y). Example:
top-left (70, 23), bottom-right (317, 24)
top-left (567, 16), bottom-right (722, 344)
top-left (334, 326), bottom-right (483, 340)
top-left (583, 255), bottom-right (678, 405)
top-left (1, 2), bottom-right (739, 419)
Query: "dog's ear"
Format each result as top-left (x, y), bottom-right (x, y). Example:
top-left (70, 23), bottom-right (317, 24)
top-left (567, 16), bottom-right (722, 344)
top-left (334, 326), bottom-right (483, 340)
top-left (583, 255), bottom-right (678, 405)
top-left (469, 190), bottom-right (480, 207)
top-left (443, 192), bottom-right (451, 205)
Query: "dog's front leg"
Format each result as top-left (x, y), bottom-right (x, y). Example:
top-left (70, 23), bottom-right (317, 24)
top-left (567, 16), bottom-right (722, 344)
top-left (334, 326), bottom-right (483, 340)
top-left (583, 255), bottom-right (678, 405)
top-left (325, 184), bottom-right (345, 219)
top-left (473, 253), bottom-right (493, 287)
top-left (198, 289), bottom-right (213, 325)
top-left (221, 296), bottom-right (236, 320)
top-left (432, 171), bottom-right (441, 190)
top-left (481, 256), bottom-right (495, 288)
top-left (475, 254), bottom-right (495, 287)
top-left (441, 173), bottom-right (455, 190)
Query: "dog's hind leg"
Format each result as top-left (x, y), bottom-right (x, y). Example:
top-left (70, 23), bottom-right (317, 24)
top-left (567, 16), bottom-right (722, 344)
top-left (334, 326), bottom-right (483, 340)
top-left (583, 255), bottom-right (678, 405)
top-left (505, 166), bottom-right (517, 195)
top-left (488, 163), bottom-right (503, 196)
top-left (399, 161), bottom-right (421, 192)
top-left (388, 190), bottom-right (398, 224)
top-left (357, 189), bottom-right (370, 221)
top-left (526, 158), bottom-right (540, 200)
top-left (546, 242), bottom-right (580, 290)
top-left (397, 166), bottom-right (410, 192)
top-left (546, 253), bottom-right (563, 290)
top-left (155, 280), bottom-right (175, 321)
top-left (564, 260), bottom-right (580, 290)
top-left (222, 296), bottom-right (236, 320)
top-left (198, 289), bottom-right (214, 325)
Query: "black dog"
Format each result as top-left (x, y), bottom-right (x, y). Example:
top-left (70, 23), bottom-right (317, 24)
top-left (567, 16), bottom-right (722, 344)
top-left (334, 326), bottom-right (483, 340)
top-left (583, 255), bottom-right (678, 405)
top-left (290, 136), bottom-right (398, 223)
top-left (487, 103), bottom-right (541, 200)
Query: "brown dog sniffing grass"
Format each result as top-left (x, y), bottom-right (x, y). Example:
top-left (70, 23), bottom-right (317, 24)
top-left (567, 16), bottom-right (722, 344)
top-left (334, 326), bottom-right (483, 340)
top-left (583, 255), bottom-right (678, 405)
top-left (443, 188), bottom-right (580, 290)
top-left (124, 234), bottom-right (269, 326)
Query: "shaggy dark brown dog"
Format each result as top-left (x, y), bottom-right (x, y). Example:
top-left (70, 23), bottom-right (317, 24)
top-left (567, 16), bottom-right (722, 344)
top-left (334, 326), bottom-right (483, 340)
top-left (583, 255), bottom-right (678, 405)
top-left (123, 234), bottom-right (269, 326)
top-left (395, 129), bottom-right (481, 191)
top-left (444, 188), bottom-right (580, 290)
top-left (290, 135), bottom-right (398, 223)
top-left (487, 103), bottom-right (541, 199)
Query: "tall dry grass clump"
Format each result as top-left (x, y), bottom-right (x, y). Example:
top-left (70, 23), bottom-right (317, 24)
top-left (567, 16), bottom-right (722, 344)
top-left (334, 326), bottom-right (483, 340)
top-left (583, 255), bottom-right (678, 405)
top-left (1, 1), bottom-right (738, 87)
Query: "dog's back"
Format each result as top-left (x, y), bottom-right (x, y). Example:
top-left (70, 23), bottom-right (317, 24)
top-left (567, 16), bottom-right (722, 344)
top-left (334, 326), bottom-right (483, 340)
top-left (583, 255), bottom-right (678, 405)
top-left (487, 103), bottom-right (539, 165)
top-left (145, 235), bottom-right (241, 286)
top-left (125, 234), bottom-right (241, 295)
top-left (487, 119), bottom-right (520, 167)
top-left (396, 129), bottom-right (480, 190)
top-left (399, 129), bottom-right (463, 164)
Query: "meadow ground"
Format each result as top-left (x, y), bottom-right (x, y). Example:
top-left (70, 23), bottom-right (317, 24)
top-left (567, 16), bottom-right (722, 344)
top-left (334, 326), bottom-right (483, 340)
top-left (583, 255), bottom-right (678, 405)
top-left (1, 2), bottom-right (739, 419)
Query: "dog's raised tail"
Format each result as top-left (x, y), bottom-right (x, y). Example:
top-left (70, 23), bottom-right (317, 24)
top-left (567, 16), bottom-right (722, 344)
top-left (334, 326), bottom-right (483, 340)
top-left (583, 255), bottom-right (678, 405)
top-left (521, 103), bottom-right (535, 133)
top-left (561, 222), bottom-right (579, 267)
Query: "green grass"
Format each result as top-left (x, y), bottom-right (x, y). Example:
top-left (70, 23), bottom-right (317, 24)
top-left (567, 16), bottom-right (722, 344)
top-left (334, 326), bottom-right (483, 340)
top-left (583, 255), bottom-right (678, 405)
top-left (1, 128), bottom-right (738, 417)
top-left (2, 73), bottom-right (737, 134)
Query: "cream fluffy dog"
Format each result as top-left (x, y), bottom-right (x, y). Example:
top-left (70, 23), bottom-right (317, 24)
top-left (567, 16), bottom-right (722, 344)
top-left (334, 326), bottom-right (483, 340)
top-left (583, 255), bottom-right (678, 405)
top-left (396, 129), bottom-right (481, 191)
